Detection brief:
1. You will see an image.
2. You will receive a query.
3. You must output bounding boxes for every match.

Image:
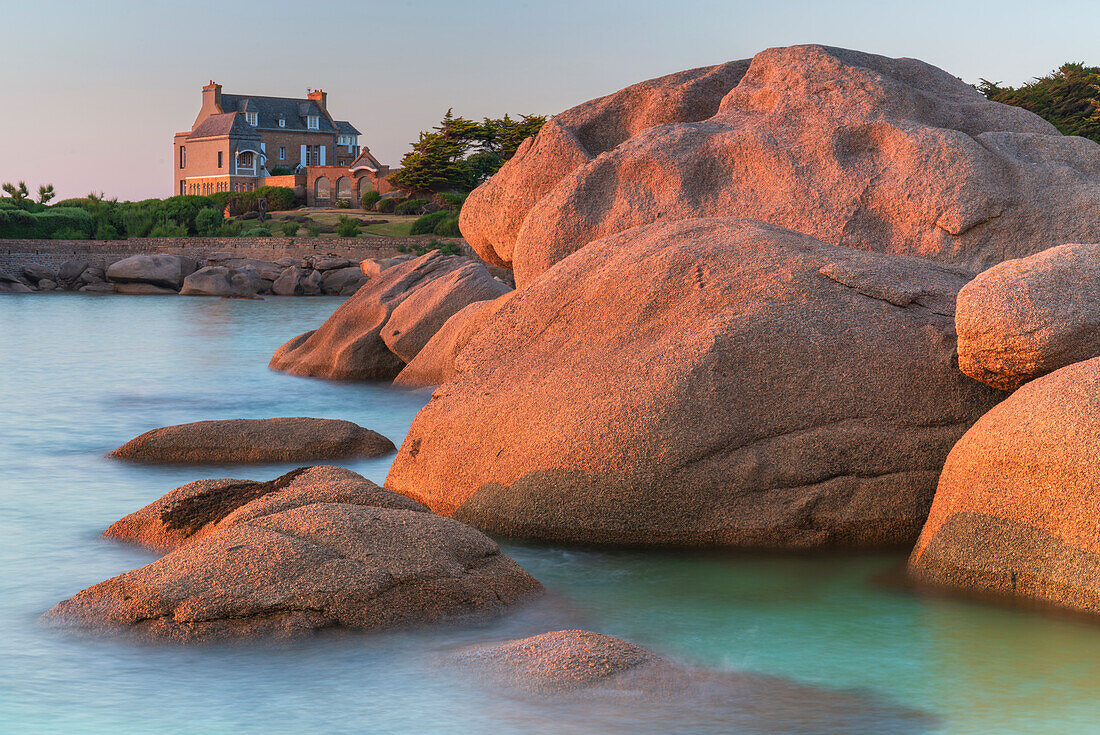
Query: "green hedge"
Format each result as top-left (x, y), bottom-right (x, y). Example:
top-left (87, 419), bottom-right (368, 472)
top-left (224, 186), bottom-right (298, 216)
top-left (0, 208), bottom-right (94, 238)
top-left (410, 209), bottom-right (461, 236)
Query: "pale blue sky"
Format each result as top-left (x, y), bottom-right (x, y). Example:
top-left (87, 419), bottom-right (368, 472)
top-left (4, 0), bottom-right (1098, 200)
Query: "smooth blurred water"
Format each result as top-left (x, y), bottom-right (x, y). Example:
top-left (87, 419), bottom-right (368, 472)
top-left (2, 294), bottom-right (1099, 734)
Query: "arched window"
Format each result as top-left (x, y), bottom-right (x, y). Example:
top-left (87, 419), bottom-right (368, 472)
top-left (336, 177), bottom-right (351, 202)
top-left (357, 177), bottom-right (374, 199)
top-left (315, 176), bottom-right (330, 201)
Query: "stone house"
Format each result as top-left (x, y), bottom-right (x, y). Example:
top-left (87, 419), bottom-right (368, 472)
top-left (173, 81), bottom-right (391, 204)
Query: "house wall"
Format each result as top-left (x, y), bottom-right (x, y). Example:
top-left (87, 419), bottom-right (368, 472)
top-left (304, 167), bottom-right (394, 207)
top-left (176, 136), bottom-right (235, 195)
top-left (257, 130), bottom-right (338, 169)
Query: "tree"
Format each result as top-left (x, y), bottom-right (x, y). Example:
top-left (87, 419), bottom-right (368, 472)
top-left (391, 109), bottom-right (546, 194)
top-left (980, 62), bottom-right (1100, 142)
top-left (2, 181), bottom-right (29, 209)
top-left (36, 184), bottom-right (55, 205)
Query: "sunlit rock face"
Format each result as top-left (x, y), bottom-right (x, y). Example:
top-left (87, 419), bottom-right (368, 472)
top-left (453, 629), bottom-right (936, 731)
top-left (956, 243), bottom-right (1100, 391)
top-left (386, 218), bottom-right (1003, 550)
top-left (461, 44), bottom-right (1100, 286)
top-left (270, 251), bottom-right (510, 381)
top-left (909, 357), bottom-right (1100, 615)
top-left (46, 466), bottom-right (542, 641)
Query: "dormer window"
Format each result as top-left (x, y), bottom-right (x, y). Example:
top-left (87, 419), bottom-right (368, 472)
top-left (245, 111), bottom-right (258, 126)
top-left (307, 115), bottom-right (319, 130)
top-left (278, 117), bottom-right (285, 128)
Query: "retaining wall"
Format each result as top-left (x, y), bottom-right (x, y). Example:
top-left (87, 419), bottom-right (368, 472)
top-left (0, 236), bottom-right (470, 272)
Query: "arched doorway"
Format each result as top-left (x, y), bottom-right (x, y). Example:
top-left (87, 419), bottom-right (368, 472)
top-left (315, 176), bottom-right (330, 203)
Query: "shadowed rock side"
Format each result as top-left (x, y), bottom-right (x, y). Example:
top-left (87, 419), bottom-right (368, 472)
top-left (106, 465), bottom-right (426, 552)
top-left (461, 44), bottom-right (1100, 286)
top-left (270, 251), bottom-right (510, 381)
top-left (909, 357), bottom-right (1100, 615)
top-left (956, 243), bottom-right (1100, 391)
top-left (459, 59), bottom-right (752, 268)
top-left (394, 292), bottom-right (518, 388)
top-left (453, 630), bottom-right (936, 734)
top-left (386, 218), bottom-right (1003, 550)
top-left (107, 417), bottom-right (394, 465)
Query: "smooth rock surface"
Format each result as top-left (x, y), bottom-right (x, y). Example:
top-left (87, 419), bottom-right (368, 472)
top-left (108, 417), bottom-right (395, 465)
top-left (57, 259), bottom-right (90, 284)
top-left (387, 218), bottom-right (1002, 549)
top-left (321, 266), bottom-right (368, 295)
top-left (106, 255), bottom-right (197, 290)
top-left (273, 266), bottom-right (307, 296)
top-left (462, 44), bottom-right (1100, 286)
top-left (271, 252), bottom-right (501, 381)
top-left (106, 465), bottom-right (427, 552)
top-left (46, 502), bottom-right (543, 641)
top-left (909, 357), bottom-right (1100, 615)
top-left (956, 242), bottom-right (1100, 391)
top-left (181, 265), bottom-right (264, 298)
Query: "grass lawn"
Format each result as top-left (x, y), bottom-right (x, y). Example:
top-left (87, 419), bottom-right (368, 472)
top-left (267, 208), bottom-right (417, 237)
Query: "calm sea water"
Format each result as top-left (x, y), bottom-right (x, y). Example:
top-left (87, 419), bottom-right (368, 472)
top-left (2, 294), bottom-right (1099, 734)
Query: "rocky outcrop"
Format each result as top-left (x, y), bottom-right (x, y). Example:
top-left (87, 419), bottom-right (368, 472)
top-left (909, 356), bottom-right (1100, 615)
top-left (270, 251), bottom-right (506, 381)
top-left (956, 243), bottom-right (1100, 391)
top-left (108, 417), bottom-right (394, 464)
top-left (386, 218), bottom-right (1002, 550)
top-left (180, 265), bottom-right (264, 298)
top-left (106, 465), bottom-right (427, 552)
top-left (321, 266), bottom-right (369, 296)
top-left (0, 274), bottom-right (32, 293)
top-left (462, 44), bottom-right (1100, 286)
top-left (454, 630), bottom-right (933, 730)
top-left (106, 254), bottom-right (197, 291)
top-left (46, 501), bottom-right (543, 642)
top-left (393, 293), bottom-right (517, 388)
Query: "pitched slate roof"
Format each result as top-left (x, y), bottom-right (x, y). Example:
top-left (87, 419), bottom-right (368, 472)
top-left (349, 147), bottom-right (383, 173)
top-left (219, 93), bottom-right (337, 133)
top-left (187, 112), bottom-right (261, 140)
top-left (335, 120), bottom-right (361, 136)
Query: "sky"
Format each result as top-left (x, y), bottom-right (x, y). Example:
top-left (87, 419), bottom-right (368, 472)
top-left (4, 0), bottom-right (1100, 201)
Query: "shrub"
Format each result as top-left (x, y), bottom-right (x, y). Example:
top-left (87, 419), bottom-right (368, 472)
top-left (194, 207), bottom-right (224, 236)
top-left (412, 239), bottom-right (461, 256)
top-left (241, 226), bottom-right (272, 237)
top-left (335, 199), bottom-right (351, 209)
top-left (122, 208), bottom-right (159, 238)
top-left (395, 198), bottom-right (430, 216)
top-left (148, 222), bottom-right (186, 237)
top-left (336, 215), bottom-right (361, 237)
top-left (306, 224), bottom-right (321, 237)
top-left (360, 191), bottom-right (381, 210)
top-left (434, 213), bottom-right (461, 237)
top-left (0, 207), bottom-right (94, 238)
top-left (268, 167), bottom-right (295, 176)
top-left (410, 209), bottom-right (450, 235)
top-left (51, 226), bottom-right (88, 240)
top-left (376, 197), bottom-right (402, 213)
top-left (219, 220), bottom-right (242, 237)
top-left (281, 221), bottom-right (300, 236)
top-left (438, 192), bottom-right (467, 211)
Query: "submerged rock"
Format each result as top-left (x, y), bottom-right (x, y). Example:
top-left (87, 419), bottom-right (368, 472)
top-left (909, 357), bottom-right (1100, 616)
top-left (271, 251), bottom-right (505, 381)
top-left (956, 242), bottom-right (1100, 391)
top-left (106, 255), bottom-right (197, 291)
top-left (47, 501), bottom-right (542, 642)
top-left (462, 44), bottom-right (1100, 286)
top-left (386, 218), bottom-right (1002, 549)
top-left (454, 630), bottom-right (935, 732)
top-left (108, 417), bottom-right (394, 465)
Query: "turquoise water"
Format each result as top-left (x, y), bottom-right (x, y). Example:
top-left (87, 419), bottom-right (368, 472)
top-left (2, 294), bottom-right (1099, 734)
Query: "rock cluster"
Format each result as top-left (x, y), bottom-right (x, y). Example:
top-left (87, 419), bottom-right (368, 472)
top-left (462, 44), bottom-right (1100, 286)
top-left (107, 417), bottom-right (395, 465)
top-left (386, 218), bottom-right (1002, 550)
top-left (271, 251), bottom-right (512, 381)
top-left (46, 466), bottom-right (543, 641)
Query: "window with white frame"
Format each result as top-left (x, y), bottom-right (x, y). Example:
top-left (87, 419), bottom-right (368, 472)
top-left (307, 115), bottom-right (319, 130)
top-left (279, 146), bottom-right (286, 160)
top-left (246, 111), bottom-right (258, 126)
top-left (278, 117), bottom-right (285, 127)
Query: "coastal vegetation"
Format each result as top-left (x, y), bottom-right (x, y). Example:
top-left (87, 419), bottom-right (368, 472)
top-left (980, 62), bottom-right (1100, 141)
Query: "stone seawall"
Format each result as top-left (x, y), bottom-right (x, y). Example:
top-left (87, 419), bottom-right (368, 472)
top-left (0, 236), bottom-right (470, 272)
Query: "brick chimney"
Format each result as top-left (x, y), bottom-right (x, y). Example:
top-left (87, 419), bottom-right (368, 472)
top-left (202, 80), bottom-right (223, 112)
top-left (307, 88), bottom-right (327, 111)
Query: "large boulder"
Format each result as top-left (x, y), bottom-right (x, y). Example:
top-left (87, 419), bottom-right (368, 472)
top-left (204, 256), bottom-right (283, 281)
top-left (454, 630), bottom-right (932, 730)
top-left (272, 266), bottom-right (308, 296)
top-left (386, 218), bottom-right (1002, 549)
top-left (57, 259), bottom-right (90, 284)
top-left (22, 264), bottom-right (57, 285)
top-left (180, 265), bottom-right (264, 297)
top-left (320, 266), bottom-right (368, 295)
top-left (462, 44), bottom-right (1100, 286)
top-left (909, 357), bottom-right (1100, 615)
top-left (106, 254), bottom-right (197, 290)
top-left (0, 274), bottom-right (33, 293)
top-left (106, 465), bottom-right (427, 552)
top-left (380, 260), bottom-right (512, 362)
top-left (108, 417), bottom-right (394, 464)
top-left (393, 292), bottom-right (517, 388)
top-left (271, 251), bottom-right (506, 381)
top-left (46, 502), bottom-right (543, 642)
top-left (956, 242), bottom-right (1100, 391)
